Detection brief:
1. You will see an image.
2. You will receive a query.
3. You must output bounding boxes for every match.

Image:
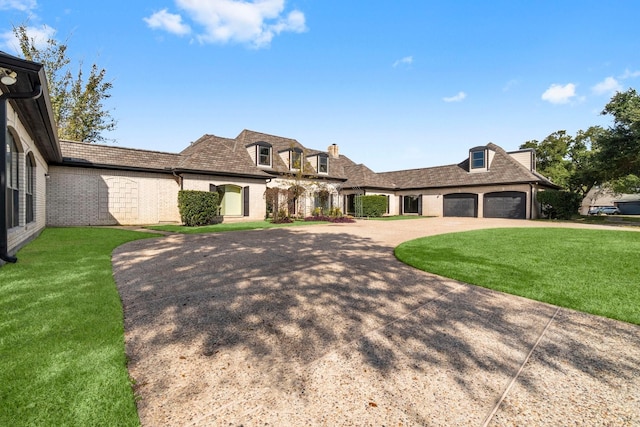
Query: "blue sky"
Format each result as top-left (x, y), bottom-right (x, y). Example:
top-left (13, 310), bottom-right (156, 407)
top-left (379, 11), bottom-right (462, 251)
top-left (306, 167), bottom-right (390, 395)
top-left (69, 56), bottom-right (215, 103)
top-left (1, 0), bottom-right (639, 172)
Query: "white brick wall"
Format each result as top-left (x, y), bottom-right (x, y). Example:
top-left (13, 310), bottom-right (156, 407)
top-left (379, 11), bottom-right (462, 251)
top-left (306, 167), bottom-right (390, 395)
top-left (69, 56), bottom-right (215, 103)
top-left (47, 167), bottom-right (180, 226)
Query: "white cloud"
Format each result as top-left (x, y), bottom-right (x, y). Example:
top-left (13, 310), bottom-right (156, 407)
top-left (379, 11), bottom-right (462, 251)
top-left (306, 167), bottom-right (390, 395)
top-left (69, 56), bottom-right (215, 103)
top-left (591, 76), bottom-right (622, 96)
top-left (0, 0), bottom-right (36, 11)
top-left (147, 0), bottom-right (307, 48)
top-left (392, 56), bottom-right (413, 68)
top-left (541, 83), bottom-right (576, 104)
top-left (144, 9), bottom-right (191, 36)
top-left (502, 79), bottom-right (519, 92)
top-left (443, 91), bottom-right (466, 102)
top-left (620, 69), bottom-right (640, 79)
top-left (0, 24), bottom-right (56, 52)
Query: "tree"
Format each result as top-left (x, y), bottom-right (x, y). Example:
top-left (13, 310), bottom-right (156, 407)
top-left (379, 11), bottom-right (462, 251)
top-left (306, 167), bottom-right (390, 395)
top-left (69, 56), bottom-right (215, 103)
top-left (595, 88), bottom-right (640, 193)
top-left (520, 127), bottom-right (602, 198)
top-left (13, 25), bottom-right (116, 142)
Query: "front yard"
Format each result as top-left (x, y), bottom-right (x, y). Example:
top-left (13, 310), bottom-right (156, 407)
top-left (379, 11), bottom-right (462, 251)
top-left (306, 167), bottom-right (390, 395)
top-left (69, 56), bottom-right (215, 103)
top-left (2, 223), bottom-right (639, 425)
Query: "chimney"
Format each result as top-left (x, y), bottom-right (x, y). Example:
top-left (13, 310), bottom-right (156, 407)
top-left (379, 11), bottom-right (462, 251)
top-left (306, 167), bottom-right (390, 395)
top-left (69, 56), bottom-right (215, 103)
top-left (328, 143), bottom-right (339, 158)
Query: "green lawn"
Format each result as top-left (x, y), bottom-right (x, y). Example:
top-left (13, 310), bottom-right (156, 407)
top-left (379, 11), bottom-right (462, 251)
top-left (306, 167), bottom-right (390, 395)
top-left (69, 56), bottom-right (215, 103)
top-left (395, 227), bottom-right (640, 324)
top-left (0, 228), bottom-right (158, 427)
top-left (146, 219), bottom-right (327, 234)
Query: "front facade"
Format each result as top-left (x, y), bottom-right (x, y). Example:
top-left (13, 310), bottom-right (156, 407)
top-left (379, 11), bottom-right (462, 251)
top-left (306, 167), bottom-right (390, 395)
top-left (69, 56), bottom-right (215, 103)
top-left (45, 131), bottom-right (556, 227)
top-left (3, 52), bottom-right (559, 263)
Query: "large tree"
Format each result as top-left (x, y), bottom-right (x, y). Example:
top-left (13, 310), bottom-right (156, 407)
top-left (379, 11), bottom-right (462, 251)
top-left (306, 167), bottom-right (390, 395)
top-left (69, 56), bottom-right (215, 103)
top-left (595, 88), bottom-right (640, 193)
top-left (13, 25), bottom-right (116, 143)
top-left (520, 127), bottom-right (603, 198)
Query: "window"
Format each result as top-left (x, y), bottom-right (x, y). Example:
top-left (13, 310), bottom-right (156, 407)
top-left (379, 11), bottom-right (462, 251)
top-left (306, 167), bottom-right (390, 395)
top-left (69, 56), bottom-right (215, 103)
top-left (291, 149), bottom-right (302, 170)
top-left (318, 155), bottom-right (328, 173)
top-left (6, 133), bottom-right (19, 228)
top-left (403, 195), bottom-right (420, 214)
top-left (471, 150), bottom-right (485, 169)
top-left (26, 154), bottom-right (35, 223)
top-left (258, 145), bottom-right (271, 166)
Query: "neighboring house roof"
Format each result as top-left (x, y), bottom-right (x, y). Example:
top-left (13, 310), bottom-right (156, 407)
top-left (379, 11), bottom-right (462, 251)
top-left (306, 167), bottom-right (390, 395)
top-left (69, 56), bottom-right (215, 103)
top-left (379, 143), bottom-right (557, 190)
top-left (1, 50), bottom-right (61, 162)
top-left (59, 140), bottom-right (179, 171)
top-left (178, 134), bottom-right (272, 178)
top-left (613, 194), bottom-right (640, 203)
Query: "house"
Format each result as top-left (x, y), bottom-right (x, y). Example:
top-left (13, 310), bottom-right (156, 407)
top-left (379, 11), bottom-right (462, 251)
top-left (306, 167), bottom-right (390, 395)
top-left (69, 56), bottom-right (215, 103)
top-left (2, 51), bottom-right (557, 264)
top-left (1, 51), bottom-right (60, 263)
top-left (581, 187), bottom-right (640, 215)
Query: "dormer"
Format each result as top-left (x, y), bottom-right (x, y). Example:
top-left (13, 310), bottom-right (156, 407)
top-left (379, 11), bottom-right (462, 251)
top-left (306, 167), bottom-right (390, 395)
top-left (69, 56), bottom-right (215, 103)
top-left (279, 147), bottom-right (304, 171)
top-left (469, 146), bottom-right (495, 173)
top-left (246, 141), bottom-right (272, 168)
top-left (308, 153), bottom-right (329, 174)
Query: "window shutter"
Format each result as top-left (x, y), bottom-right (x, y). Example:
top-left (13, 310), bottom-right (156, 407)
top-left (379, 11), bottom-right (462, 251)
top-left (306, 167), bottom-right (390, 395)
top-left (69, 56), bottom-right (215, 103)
top-left (418, 195), bottom-right (423, 215)
top-left (399, 196), bottom-right (403, 215)
top-left (243, 186), bottom-right (250, 217)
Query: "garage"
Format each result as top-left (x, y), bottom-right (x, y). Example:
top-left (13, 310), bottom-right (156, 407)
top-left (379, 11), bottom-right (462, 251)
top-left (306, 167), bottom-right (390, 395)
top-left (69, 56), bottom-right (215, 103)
top-left (443, 193), bottom-right (478, 217)
top-left (484, 191), bottom-right (526, 219)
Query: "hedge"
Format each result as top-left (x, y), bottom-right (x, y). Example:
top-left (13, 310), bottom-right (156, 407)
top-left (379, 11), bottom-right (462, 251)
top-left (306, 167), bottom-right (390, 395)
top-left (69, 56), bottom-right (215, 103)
top-left (178, 190), bottom-right (221, 226)
top-left (359, 195), bottom-right (387, 217)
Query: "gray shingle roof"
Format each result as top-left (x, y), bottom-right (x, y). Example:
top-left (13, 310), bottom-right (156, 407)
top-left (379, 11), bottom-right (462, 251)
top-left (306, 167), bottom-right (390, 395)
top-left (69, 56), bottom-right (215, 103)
top-left (343, 163), bottom-right (396, 190)
top-left (59, 140), bottom-right (179, 170)
top-left (178, 134), bottom-right (272, 177)
top-left (236, 129), bottom-right (353, 180)
top-left (58, 134), bottom-right (555, 191)
top-left (379, 143), bottom-right (557, 189)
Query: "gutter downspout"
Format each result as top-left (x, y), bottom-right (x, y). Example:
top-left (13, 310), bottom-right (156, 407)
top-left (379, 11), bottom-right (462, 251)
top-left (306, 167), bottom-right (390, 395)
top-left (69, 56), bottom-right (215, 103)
top-left (0, 84), bottom-right (43, 263)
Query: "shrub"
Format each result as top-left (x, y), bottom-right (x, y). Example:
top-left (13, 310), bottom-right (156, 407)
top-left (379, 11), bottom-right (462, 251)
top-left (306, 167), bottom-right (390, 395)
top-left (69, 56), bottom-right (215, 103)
top-left (304, 215), bottom-right (356, 223)
top-left (178, 190), bottom-right (221, 226)
top-left (329, 207), bottom-right (342, 217)
top-left (359, 195), bottom-right (388, 217)
top-left (536, 190), bottom-right (581, 220)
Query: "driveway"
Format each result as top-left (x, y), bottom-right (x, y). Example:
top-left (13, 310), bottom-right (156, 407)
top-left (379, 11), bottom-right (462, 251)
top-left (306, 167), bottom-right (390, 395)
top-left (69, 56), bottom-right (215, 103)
top-left (112, 218), bottom-right (640, 426)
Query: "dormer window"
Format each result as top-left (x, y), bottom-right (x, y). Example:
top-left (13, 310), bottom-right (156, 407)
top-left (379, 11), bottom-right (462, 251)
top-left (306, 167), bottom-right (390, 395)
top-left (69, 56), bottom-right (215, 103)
top-left (318, 154), bottom-right (328, 174)
top-left (290, 148), bottom-right (303, 170)
top-left (258, 145), bottom-right (271, 166)
top-left (250, 141), bottom-right (272, 167)
top-left (471, 150), bottom-right (485, 169)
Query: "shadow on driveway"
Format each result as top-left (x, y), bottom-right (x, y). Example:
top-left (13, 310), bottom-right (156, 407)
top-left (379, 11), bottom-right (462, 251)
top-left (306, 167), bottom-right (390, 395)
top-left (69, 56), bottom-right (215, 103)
top-left (113, 225), bottom-right (640, 426)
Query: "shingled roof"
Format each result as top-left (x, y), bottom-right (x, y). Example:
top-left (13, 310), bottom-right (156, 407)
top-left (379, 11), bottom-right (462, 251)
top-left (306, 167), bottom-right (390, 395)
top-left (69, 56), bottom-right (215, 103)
top-left (57, 134), bottom-right (555, 191)
top-left (379, 143), bottom-right (557, 190)
top-left (59, 140), bottom-right (179, 171)
top-left (343, 163), bottom-right (396, 190)
top-left (236, 129), bottom-right (355, 180)
top-left (178, 134), bottom-right (271, 178)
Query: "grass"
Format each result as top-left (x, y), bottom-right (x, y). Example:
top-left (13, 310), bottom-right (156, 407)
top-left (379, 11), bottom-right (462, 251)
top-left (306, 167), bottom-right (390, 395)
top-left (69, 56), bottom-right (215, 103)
top-left (145, 219), bottom-right (327, 234)
top-left (0, 227), bottom-right (158, 427)
top-left (395, 227), bottom-right (640, 325)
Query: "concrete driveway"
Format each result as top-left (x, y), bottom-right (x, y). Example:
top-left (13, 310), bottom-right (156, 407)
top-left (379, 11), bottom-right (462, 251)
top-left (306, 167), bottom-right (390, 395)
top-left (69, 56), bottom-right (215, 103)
top-left (112, 218), bottom-right (640, 426)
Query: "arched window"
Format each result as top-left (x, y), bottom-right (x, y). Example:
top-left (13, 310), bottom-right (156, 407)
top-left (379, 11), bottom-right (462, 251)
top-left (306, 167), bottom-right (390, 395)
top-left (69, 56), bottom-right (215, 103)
top-left (26, 154), bottom-right (35, 223)
top-left (6, 132), bottom-right (19, 228)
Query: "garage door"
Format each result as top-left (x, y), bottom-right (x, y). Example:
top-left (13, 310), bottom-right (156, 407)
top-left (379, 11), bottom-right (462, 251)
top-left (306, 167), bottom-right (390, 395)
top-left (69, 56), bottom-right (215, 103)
top-left (443, 193), bottom-right (478, 217)
top-left (484, 191), bottom-right (526, 219)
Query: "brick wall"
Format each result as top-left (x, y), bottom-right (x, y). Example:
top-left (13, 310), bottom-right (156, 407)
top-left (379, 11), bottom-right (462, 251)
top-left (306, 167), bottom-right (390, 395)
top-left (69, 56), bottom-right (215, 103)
top-left (47, 166), bottom-right (180, 226)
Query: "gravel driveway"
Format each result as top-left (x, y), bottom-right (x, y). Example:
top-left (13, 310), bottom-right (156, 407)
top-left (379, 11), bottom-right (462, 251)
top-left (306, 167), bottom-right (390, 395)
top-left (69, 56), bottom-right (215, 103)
top-left (112, 218), bottom-right (640, 426)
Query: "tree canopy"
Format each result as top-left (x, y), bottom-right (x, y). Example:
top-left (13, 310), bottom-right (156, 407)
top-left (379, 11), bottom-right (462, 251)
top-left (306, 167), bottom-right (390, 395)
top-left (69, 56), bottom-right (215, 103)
top-left (13, 25), bottom-right (116, 143)
top-left (595, 88), bottom-right (640, 193)
top-left (520, 127), bottom-right (603, 198)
